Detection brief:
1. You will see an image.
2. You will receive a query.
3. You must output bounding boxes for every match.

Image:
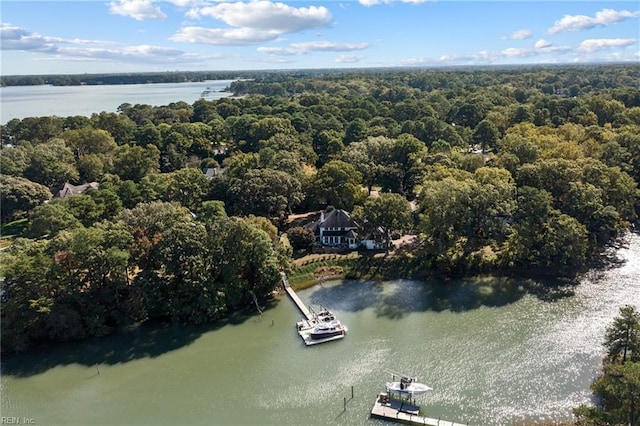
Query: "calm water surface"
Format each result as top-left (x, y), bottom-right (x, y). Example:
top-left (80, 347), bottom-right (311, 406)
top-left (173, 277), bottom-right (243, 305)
top-left (0, 80), bottom-right (234, 124)
top-left (2, 234), bottom-right (639, 425)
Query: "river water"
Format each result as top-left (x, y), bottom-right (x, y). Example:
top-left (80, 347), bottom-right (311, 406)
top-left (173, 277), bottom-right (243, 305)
top-left (1, 234), bottom-right (639, 425)
top-left (0, 80), bottom-right (235, 124)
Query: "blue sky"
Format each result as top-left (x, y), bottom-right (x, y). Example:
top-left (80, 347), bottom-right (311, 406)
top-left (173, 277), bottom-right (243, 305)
top-left (1, 0), bottom-right (639, 75)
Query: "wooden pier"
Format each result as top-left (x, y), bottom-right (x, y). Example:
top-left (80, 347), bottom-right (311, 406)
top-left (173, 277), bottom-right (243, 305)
top-left (281, 272), bottom-right (312, 320)
top-left (371, 394), bottom-right (467, 426)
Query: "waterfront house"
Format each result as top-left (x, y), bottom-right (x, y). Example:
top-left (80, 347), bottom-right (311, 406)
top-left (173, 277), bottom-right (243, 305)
top-left (52, 182), bottom-right (99, 199)
top-left (304, 209), bottom-right (385, 251)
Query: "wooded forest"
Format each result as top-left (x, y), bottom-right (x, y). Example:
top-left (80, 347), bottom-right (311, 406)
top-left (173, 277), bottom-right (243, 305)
top-left (1, 63), bottom-right (639, 354)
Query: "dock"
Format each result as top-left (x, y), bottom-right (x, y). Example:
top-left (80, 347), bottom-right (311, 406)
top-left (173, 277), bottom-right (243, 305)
top-left (281, 272), bottom-right (312, 320)
top-left (281, 272), bottom-right (346, 346)
top-left (371, 394), bottom-right (467, 426)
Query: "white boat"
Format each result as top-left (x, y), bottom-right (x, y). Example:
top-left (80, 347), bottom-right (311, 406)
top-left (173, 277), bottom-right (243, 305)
top-left (385, 374), bottom-right (432, 396)
top-left (310, 319), bottom-right (346, 339)
top-left (296, 306), bottom-right (347, 343)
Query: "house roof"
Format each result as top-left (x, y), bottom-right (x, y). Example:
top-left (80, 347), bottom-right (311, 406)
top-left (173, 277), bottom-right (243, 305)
top-left (304, 209), bottom-right (358, 233)
top-left (321, 209), bottom-right (357, 229)
top-left (53, 182), bottom-right (99, 198)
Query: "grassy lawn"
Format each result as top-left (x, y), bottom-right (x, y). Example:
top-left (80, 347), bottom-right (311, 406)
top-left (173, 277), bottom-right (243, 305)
top-left (286, 249), bottom-right (422, 289)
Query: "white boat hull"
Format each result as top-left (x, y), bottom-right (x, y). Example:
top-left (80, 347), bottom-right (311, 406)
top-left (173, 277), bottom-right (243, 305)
top-left (385, 381), bottom-right (432, 396)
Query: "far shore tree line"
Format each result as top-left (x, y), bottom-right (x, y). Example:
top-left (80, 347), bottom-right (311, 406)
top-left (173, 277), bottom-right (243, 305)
top-left (1, 64), bottom-right (639, 355)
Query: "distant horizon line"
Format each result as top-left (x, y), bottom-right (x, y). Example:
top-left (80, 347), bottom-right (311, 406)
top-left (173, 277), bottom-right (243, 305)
top-left (2, 60), bottom-right (639, 79)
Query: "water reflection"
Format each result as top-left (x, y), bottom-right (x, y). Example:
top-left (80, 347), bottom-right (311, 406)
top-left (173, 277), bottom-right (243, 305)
top-left (309, 276), bottom-right (576, 320)
top-left (2, 300), bottom-right (277, 378)
top-left (1, 234), bottom-right (639, 425)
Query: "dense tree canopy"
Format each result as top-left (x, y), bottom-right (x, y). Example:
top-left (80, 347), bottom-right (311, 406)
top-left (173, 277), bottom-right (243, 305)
top-left (2, 63), bottom-right (639, 352)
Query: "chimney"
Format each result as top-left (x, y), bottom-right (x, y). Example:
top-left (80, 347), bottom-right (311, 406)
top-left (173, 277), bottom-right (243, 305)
top-left (320, 211), bottom-right (325, 223)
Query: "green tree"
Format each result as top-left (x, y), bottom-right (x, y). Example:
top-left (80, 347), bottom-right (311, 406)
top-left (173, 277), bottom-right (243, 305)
top-left (0, 239), bottom-right (56, 352)
top-left (0, 175), bottom-right (52, 222)
top-left (77, 154), bottom-right (105, 182)
top-left (28, 202), bottom-right (82, 237)
top-left (352, 193), bottom-right (412, 253)
top-left (207, 216), bottom-right (281, 307)
top-left (117, 201), bottom-right (191, 270)
top-left (62, 194), bottom-right (104, 227)
top-left (286, 226), bottom-right (316, 251)
top-left (226, 168), bottom-right (303, 221)
top-left (575, 307), bottom-right (640, 426)
top-left (604, 305), bottom-right (640, 364)
top-left (91, 112), bottom-right (136, 145)
top-left (249, 116), bottom-right (297, 149)
top-left (341, 136), bottom-right (389, 194)
top-left (165, 167), bottom-right (211, 211)
top-left (88, 187), bottom-right (123, 220)
top-left (62, 128), bottom-right (117, 157)
top-left (472, 119), bottom-right (500, 152)
top-left (0, 145), bottom-right (29, 176)
top-left (23, 138), bottom-right (79, 187)
top-left (344, 117), bottom-right (368, 144)
top-left (116, 180), bottom-right (143, 209)
top-left (111, 144), bottom-right (160, 182)
top-left (311, 160), bottom-right (365, 211)
top-left (314, 129), bottom-right (345, 166)
top-left (381, 134), bottom-right (427, 197)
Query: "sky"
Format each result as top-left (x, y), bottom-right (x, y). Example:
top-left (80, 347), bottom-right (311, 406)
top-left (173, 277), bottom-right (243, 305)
top-left (1, 0), bottom-right (639, 75)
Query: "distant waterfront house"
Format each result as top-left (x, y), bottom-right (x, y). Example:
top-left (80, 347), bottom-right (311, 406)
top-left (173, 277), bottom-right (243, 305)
top-left (52, 182), bottom-right (99, 198)
top-left (202, 167), bottom-right (224, 179)
top-left (304, 209), bottom-right (385, 251)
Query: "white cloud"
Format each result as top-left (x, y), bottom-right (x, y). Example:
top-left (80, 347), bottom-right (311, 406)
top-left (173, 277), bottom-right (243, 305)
top-left (503, 29), bottom-right (532, 40)
top-left (0, 23), bottom-right (218, 67)
top-left (359, 0), bottom-right (429, 6)
top-left (1, 24), bottom-right (55, 51)
top-left (171, 26), bottom-right (281, 45)
top-left (178, 1), bottom-right (332, 46)
top-left (52, 44), bottom-right (219, 66)
top-left (501, 48), bottom-right (531, 57)
top-left (548, 8), bottom-right (640, 34)
top-left (1, 23), bottom-right (115, 51)
top-left (577, 38), bottom-right (637, 53)
top-left (290, 41), bottom-right (369, 51)
top-left (438, 41), bottom-right (572, 65)
top-left (439, 50), bottom-right (495, 64)
top-left (164, 0), bottom-right (199, 7)
top-left (108, 0), bottom-right (167, 21)
top-left (400, 57), bottom-right (429, 66)
top-left (257, 40), bottom-right (369, 56)
top-left (534, 39), bottom-right (551, 49)
top-left (335, 54), bottom-right (365, 63)
top-left (257, 46), bottom-right (301, 56)
top-left (190, 1), bottom-right (332, 32)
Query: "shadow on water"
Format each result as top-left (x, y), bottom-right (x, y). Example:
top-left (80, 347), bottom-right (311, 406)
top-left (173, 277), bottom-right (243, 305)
top-left (1, 298), bottom-right (279, 378)
top-left (308, 276), bottom-right (577, 320)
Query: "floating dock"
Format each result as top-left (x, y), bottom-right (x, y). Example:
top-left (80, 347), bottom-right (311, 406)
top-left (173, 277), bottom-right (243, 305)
top-left (371, 393), bottom-right (467, 426)
top-left (281, 272), bottom-right (346, 346)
